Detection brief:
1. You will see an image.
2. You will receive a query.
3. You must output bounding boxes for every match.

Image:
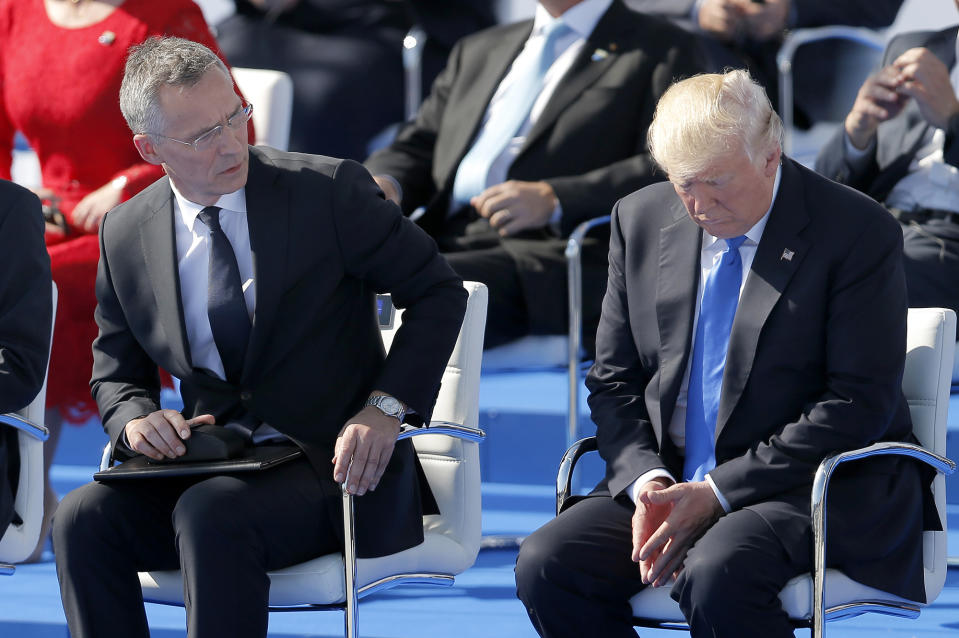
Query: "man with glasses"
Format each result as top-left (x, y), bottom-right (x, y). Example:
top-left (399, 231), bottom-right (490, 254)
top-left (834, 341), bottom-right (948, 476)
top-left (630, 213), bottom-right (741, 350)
top-left (52, 36), bottom-right (467, 638)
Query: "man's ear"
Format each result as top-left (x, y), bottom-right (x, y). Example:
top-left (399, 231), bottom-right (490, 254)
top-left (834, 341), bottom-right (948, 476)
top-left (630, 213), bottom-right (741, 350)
top-left (764, 145), bottom-right (782, 177)
top-left (133, 134), bottom-right (163, 165)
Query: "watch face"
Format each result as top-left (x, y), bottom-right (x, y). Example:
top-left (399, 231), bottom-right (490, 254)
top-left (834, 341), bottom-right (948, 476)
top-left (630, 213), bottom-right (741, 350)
top-left (377, 396), bottom-right (402, 416)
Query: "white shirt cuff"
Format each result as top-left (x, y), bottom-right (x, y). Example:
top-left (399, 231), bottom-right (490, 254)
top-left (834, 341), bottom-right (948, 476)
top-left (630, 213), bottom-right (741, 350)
top-left (628, 468), bottom-right (676, 504)
top-left (705, 473), bottom-right (731, 513)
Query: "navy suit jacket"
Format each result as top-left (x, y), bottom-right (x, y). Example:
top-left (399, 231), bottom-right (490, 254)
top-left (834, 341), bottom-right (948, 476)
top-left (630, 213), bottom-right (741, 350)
top-left (586, 158), bottom-right (934, 601)
top-left (90, 147), bottom-right (467, 557)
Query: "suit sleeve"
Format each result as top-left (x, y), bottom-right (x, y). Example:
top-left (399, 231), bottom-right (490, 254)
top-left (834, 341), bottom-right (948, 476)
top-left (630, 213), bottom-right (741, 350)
top-left (90, 212), bottom-right (163, 451)
top-left (0, 186), bottom-right (52, 413)
top-left (328, 160), bottom-right (467, 422)
top-left (709, 205), bottom-right (910, 509)
top-left (363, 36), bottom-right (461, 217)
top-left (585, 203), bottom-right (670, 498)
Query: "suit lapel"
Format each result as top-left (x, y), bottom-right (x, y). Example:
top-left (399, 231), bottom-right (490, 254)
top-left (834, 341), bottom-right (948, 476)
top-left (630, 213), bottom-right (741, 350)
top-left (242, 149), bottom-right (289, 382)
top-left (716, 159), bottom-right (809, 435)
top-left (522, 1), bottom-right (625, 152)
top-left (656, 199), bottom-right (701, 431)
top-left (138, 184), bottom-right (193, 374)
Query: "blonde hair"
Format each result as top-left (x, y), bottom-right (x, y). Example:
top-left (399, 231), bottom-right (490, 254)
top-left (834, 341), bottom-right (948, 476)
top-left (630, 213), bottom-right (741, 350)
top-left (647, 69), bottom-right (783, 180)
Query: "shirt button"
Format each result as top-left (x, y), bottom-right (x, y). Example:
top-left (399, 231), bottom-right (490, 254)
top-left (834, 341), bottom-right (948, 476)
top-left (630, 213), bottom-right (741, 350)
top-left (240, 391), bottom-right (252, 402)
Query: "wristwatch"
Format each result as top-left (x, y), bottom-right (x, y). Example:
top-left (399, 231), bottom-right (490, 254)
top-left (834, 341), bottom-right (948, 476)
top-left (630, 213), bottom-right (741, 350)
top-left (365, 394), bottom-right (406, 422)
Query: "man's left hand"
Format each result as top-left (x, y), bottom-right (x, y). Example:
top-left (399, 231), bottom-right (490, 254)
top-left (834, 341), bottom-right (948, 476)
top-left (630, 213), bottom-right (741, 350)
top-left (333, 406), bottom-right (402, 496)
top-left (470, 180), bottom-right (557, 236)
top-left (636, 481), bottom-right (724, 588)
top-left (72, 181), bottom-right (124, 233)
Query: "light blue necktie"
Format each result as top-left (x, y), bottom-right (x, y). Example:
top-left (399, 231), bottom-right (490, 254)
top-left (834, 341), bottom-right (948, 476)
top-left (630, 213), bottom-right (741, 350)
top-left (683, 235), bottom-right (747, 483)
top-left (451, 19), bottom-right (572, 208)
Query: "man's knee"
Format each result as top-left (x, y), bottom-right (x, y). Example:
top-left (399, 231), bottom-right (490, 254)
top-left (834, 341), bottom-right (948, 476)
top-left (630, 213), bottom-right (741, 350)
top-left (515, 522), bottom-right (573, 607)
top-left (52, 484), bottom-right (115, 552)
top-left (172, 479), bottom-right (258, 554)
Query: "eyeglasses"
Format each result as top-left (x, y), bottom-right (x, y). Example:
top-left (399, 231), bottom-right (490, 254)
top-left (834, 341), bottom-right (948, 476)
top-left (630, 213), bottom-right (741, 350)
top-left (150, 103), bottom-right (253, 152)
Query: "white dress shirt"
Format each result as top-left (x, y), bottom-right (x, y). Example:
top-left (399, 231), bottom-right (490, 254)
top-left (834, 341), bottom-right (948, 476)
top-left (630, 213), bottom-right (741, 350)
top-left (844, 34), bottom-right (959, 214)
top-left (628, 165), bottom-right (782, 512)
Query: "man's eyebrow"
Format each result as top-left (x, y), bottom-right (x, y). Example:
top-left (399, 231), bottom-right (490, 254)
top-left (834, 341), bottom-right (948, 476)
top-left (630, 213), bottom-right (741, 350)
top-left (184, 101), bottom-right (243, 139)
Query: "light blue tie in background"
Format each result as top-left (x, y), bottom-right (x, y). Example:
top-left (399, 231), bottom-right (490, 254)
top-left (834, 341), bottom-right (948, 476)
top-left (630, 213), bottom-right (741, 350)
top-left (683, 235), bottom-right (747, 483)
top-left (451, 19), bottom-right (572, 208)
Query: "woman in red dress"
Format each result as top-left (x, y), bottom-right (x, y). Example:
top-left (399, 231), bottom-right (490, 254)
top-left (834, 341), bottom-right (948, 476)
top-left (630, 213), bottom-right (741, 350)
top-left (0, 0), bottom-right (253, 561)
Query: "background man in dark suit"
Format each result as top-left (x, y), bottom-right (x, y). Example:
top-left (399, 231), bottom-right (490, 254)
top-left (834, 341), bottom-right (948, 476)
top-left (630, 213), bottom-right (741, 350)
top-left (816, 2), bottom-right (959, 315)
top-left (364, 0), bottom-right (705, 352)
top-left (515, 70), bottom-right (934, 637)
top-left (0, 179), bottom-right (53, 549)
top-left (51, 37), bottom-right (466, 638)
top-left (628, 0), bottom-right (903, 123)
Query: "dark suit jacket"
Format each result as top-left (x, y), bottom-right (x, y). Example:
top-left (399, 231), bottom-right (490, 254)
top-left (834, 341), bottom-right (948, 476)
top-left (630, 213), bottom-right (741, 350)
top-left (817, 26), bottom-right (959, 201)
top-left (90, 147), bottom-right (467, 558)
top-left (0, 179), bottom-right (52, 543)
top-left (586, 157), bottom-right (933, 602)
top-left (364, 0), bottom-right (705, 337)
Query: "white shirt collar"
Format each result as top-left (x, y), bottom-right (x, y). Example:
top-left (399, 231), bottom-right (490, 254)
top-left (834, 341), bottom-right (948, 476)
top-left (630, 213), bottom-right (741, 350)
top-left (533, 0), bottom-right (612, 39)
top-left (169, 180), bottom-right (248, 232)
top-left (703, 163), bottom-right (782, 251)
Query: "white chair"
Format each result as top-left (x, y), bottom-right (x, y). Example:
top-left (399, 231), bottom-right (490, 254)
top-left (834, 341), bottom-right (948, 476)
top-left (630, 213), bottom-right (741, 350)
top-left (0, 282), bottom-right (57, 575)
top-left (119, 281), bottom-right (488, 638)
top-left (231, 67), bottom-right (294, 151)
top-left (556, 307), bottom-right (957, 638)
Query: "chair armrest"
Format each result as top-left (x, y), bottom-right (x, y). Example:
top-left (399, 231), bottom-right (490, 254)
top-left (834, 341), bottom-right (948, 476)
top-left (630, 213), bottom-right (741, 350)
top-left (810, 442), bottom-right (956, 635)
top-left (0, 413), bottom-right (48, 442)
top-left (341, 417), bottom-right (485, 631)
top-left (556, 436), bottom-right (598, 516)
top-left (397, 419), bottom-right (486, 444)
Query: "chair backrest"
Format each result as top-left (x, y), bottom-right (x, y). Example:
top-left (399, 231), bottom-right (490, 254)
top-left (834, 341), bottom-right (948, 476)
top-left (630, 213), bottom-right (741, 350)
top-left (373, 281), bottom-right (487, 574)
top-left (231, 67), bottom-right (294, 151)
top-left (0, 282), bottom-right (57, 565)
top-left (902, 307), bottom-right (956, 603)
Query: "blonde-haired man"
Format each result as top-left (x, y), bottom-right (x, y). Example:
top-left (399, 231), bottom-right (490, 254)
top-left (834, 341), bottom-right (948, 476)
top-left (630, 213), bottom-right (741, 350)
top-left (515, 70), bottom-right (936, 637)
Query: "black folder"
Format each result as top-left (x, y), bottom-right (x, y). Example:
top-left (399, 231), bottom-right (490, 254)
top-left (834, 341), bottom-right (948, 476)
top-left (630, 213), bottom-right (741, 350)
top-left (93, 445), bottom-right (303, 482)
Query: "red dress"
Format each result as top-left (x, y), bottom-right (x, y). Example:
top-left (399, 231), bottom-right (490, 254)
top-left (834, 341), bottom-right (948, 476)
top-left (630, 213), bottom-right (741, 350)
top-left (0, 0), bottom-right (249, 422)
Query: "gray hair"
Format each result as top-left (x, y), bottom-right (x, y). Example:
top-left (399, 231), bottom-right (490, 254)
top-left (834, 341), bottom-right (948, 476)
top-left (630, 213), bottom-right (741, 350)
top-left (647, 69), bottom-right (783, 180)
top-left (119, 36), bottom-right (230, 136)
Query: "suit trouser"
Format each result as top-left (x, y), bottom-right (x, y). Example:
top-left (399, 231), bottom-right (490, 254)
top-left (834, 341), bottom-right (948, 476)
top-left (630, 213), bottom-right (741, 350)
top-left (515, 495), bottom-right (807, 638)
top-left (53, 457), bottom-right (338, 638)
top-left (901, 217), bottom-right (959, 315)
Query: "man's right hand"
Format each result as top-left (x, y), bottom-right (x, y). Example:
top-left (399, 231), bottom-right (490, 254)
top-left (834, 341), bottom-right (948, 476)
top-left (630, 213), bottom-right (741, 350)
top-left (844, 64), bottom-right (908, 150)
top-left (123, 411), bottom-right (216, 461)
top-left (631, 478), bottom-right (674, 584)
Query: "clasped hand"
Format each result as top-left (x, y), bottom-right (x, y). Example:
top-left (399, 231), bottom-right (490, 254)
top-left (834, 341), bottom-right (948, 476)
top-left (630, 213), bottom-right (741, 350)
top-left (632, 479), bottom-right (723, 588)
top-left (470, 180), bottom-right (557, 236)
top-left (333, 406), bottom-right (401, 496)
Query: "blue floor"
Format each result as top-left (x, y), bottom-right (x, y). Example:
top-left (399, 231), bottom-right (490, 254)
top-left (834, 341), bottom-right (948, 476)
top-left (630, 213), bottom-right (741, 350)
top-left (3, 371), bottom-right (959, 637)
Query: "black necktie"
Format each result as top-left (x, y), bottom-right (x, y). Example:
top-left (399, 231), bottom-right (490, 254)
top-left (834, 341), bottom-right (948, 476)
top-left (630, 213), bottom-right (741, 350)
top-left (197, 206), bottom-right (251, 384)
